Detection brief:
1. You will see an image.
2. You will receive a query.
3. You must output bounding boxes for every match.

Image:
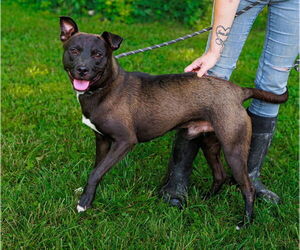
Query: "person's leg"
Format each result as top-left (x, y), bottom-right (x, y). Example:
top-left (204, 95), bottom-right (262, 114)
top-left (161, 130), bottom-right (201, 208)
top-left (162, 0), bottom-right (267, 207)
top-left (249, 0), bottom-right (299, 117)
top-left (207, 0), bottom-right (267, 80)
top-left (247, 0), bottom-right (299, 203)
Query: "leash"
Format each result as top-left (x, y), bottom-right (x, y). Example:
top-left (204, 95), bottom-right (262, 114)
top-left (115, 0), bottom-right (268, 59)
top-left (294, 59), bottom-right (299, 72)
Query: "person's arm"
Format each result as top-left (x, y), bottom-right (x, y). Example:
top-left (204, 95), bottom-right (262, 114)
top-left (185, 0), bottom-right (240, 77)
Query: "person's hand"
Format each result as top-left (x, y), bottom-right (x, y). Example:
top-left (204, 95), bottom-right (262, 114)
top-left (184, 51), bottom-right (220, 77)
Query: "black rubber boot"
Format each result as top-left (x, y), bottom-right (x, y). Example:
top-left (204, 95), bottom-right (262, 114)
top-left (160, 130), bottom-right (201, 208)
top-left (247, 110), bottom-right (281, 204)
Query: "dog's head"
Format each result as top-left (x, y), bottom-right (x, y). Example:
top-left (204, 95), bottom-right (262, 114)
top-left (59, 17), bottom-right (123, 92)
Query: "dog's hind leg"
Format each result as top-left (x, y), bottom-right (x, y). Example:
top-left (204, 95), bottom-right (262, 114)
top-left (160, 129), bottom-right (201, 208)
top-left (199, 133), bottom-right (226, 199)
top-left (213, 111), bottom-right (255, 229)
top-left (223, 143), bottom-right (255, 230)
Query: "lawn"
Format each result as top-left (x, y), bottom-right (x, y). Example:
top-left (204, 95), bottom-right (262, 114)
top-left (2, 3), bottom-right (299, 249)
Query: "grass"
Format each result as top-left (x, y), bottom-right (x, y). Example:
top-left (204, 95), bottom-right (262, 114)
top-left (2, 3), bottom-right (299, 249)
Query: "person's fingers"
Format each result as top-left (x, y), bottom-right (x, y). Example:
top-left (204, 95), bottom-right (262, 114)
top-left (184, 59), bottom-right (203, 72)
top-left (191, 68), bottom-right (200, 72)
top-left (185, 52), bottom-right (219, 76)
top-left (184, 64), bottom-right (194, 72)
top-left (196, 66), bottom-right (208, 77)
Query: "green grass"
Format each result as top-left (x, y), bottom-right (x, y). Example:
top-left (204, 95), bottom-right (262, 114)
top-left (2, 3), bottom-right (299, 249)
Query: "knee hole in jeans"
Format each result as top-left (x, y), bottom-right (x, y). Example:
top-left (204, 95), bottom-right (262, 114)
top-left (271, 66), bottom-right (290, 72)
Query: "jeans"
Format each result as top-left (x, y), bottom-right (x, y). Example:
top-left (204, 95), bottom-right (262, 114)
top-left (207, 0), bottom-right (299, 117)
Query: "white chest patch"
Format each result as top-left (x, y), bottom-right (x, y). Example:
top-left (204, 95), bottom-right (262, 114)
top-left (76, 91), bottom-right (84, 102)
top-left (82, 115), bottom-right (103, 135)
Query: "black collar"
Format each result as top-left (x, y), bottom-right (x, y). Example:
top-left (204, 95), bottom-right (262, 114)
top-left (82, 87), bottom-right (104, 96)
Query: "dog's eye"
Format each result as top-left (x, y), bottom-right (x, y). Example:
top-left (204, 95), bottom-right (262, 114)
top-left (93, 52), bottom-right (102, 59)
top-left (70, 48), bottom-right (80, 55)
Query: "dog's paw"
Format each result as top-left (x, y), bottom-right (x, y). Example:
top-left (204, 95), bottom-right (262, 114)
top-left (76, 204), bottom-right (87, 213)
top-left (235, 218), bottom-right (252, 230)
top-left (77, 192), bottom-right (94, 212)
top-left (74, 187), bottom-right (84, 194)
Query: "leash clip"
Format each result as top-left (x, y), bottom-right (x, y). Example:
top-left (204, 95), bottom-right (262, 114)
top-left (294, 58), bottom-right (299, 72)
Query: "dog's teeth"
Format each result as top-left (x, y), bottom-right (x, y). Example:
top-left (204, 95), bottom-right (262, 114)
top-left (77, 205), bottom-right (86, 213)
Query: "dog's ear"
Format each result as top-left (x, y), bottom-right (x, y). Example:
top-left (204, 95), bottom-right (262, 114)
top-left (60, 16), bottom-right (78, 42)
top-left (101, 31), bottom-right (123, 50)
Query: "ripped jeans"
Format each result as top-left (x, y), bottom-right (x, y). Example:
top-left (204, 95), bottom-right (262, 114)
top-left (207, 0), bottom-right (299, 117)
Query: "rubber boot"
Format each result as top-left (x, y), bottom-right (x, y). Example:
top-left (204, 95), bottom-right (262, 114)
top-left (247, 110), bottom-right (281, 204)
top-left (160, 130), bottom-right (201, 208)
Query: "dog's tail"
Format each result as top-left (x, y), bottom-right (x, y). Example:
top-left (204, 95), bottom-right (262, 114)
top-left (242, 87), bottom-right (288, 104)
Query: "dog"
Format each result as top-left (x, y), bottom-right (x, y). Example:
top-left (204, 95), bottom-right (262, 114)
top-left (59, 17), bottom-right (287, 228)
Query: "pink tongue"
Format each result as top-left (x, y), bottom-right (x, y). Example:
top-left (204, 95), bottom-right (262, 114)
top-left (73, 79), bottom-right (90, 91)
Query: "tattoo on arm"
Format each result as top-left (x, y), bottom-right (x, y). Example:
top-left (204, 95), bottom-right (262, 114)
top-left (215, 25), bottom-right (231, 48)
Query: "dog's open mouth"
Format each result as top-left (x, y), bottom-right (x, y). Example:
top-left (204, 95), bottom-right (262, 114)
top-left (68, 72), bottom-right (103, 92)
top-left (73, 79), bottom-right (90, 91)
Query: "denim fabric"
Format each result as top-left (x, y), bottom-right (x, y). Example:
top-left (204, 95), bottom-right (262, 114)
top-left (207, 0), bottom-right (299, 117)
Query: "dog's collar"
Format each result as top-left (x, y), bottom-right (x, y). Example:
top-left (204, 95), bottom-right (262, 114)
top-left (76, 87), bottom-right (103, 97)
top-left (84, 88), bottom-right (103, 95)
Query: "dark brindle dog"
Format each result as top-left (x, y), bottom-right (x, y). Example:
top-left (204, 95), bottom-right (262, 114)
top-left (59, 17), bottom-right (287, 228)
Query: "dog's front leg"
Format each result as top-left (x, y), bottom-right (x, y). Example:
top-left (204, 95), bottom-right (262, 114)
top-left (77, 139), bottom-right (135, 212)
top-left (94, 132), bottom-right (111, 168)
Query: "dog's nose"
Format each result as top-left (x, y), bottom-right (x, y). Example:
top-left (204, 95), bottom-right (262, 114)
top-left (76, 66), bottom-right (89, 76)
